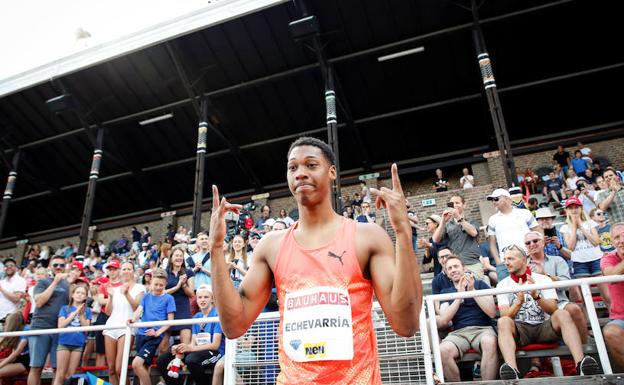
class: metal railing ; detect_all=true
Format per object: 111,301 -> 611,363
424,275 -> 624,383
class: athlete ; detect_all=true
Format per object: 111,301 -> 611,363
209,137 -> 423,384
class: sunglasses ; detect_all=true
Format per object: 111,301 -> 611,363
52,263 -> 66,268
502,244 -> 527,258
524,239 -> 541,245
595,212 -> 605,216
487,197 -> 501,202
4,264 -> 16,268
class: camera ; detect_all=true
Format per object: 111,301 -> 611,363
447,202 -> 455,208
226,201 -> 256,239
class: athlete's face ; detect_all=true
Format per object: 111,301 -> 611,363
287,145 -> 336,205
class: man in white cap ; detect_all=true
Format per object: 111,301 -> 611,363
487,188 -> 539,280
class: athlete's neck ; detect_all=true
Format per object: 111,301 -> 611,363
297,199 -> 338,229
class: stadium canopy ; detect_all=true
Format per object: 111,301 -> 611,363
0,0 -> 623,241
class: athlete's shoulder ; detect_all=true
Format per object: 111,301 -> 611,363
253,229 -> 289,261
355,221 -> 391,250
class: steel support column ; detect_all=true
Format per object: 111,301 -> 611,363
471,0 -> 517,187
0,151 -> 20,238
192,98 -> 209,235
78,127 -> 104,254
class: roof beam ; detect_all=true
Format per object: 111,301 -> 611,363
3,0 -> 575,154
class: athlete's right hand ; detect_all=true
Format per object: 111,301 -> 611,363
209,185 -> 242,248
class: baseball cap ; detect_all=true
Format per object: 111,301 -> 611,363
93,276 -> 109,285
196,284 -> 212,293
535,208 -> 557,219
142,242 -> 149,247
70,261 -> 84,271
107,259 -> 121,269
144,269 -> 153,276
487,188 -> 511,200
508,186 -> 523,195
427,214 -> 442,224
76,276 -> 90,285
264,218 -> 276,227
564,197 -> 582,208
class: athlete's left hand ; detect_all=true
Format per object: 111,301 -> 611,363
370,163 -> 411,234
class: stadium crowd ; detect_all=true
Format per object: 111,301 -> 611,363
0,142 -> 624,384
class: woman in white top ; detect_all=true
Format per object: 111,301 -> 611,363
103,262 -> 146,385
278,209 -> 295,227
560,198 -> 611,310
566,169 -> 580,190
226,235 -> 249,288
459,168 -> 475,189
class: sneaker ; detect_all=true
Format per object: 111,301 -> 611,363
576,356 -> 601,376
499,362 -> 520,380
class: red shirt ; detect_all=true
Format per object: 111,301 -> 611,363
98,280 -> 124,313
601,251 -> 624,320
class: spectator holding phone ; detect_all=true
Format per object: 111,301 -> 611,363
432,168 -> 449,192
534,208 -> 571,260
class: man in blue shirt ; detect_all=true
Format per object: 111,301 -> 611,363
571,150 -> 589,175
437,256 -> 498,382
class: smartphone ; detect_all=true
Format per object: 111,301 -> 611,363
447,202 -> 455,208
544,227 -> 557,237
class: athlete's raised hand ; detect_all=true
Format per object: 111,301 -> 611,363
209,185 -> 242,247
370,163 -> 411,234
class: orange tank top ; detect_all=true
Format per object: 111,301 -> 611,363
274,218 -> 381,385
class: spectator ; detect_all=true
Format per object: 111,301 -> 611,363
0,258 -> 26,321
174,226 -> 190,245
584,168 -> 597,185
431,248 -> 453,296
543,171 -> 565,204
0,312 -> 29,381
576,178 -> 597,215
28,255 -> 73,385
525,231 -> 588,343
577,142 -> 593,162
406,200 -> 421,253
356,202 -> 376,224
104,262 -> 145,385
263,218 -> 276,233
166,224 -> 176,244
560,197 -> 610,310
95,260 -> 123,367
130,269 -> 176,385
496,245 -> 600,379
361,182 -> 372,204
534,208 -> 571,260
433,194 -> 486,283
351,193 -> 363,208
566,169 -> 581,191
188,232 -> 212,290
438,256 -> 497,381
487,188 -> 539,281
524,168 -> 538,195
601,223 -> 624,371
254,205 -> 271,230
158,243 -> 172,270
597,167 -> 624,223
590,208 -> 614,253
277,209 -> 294,228
138,243 -> 150,268
131,226 -> 141,251
571,150 -> 589,175
432,168 -> 449,192
226,235 -> 248,288
140,226 -> 152,246
552,145 -> 571,174
53,285 -> 91,385
459,168 -> 474,189
419,215 -> 447,276
272,221 -> 287,231
162,245 -> 195,353
247,232 -> 261,262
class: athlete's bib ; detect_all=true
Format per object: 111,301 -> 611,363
196,332 -> 211,346
282,286 -> 353,362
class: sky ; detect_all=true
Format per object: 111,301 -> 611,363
0,0 -> 213,81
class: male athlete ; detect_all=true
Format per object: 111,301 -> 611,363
209,137 -> 423,384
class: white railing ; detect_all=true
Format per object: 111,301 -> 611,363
424,275 -> 624,383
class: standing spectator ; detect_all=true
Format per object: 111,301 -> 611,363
552,145 -> 571,174
597,167 -> 624,224
356,202 -> 376,223
525,231 -> 588,343
174,226 -> 190,245
166,224 -> 176,244
406,200 -> 421,253
95,260 -> 123,367
578,142 -> 593,162
138,243 -> 150,268
419,215 -> 447,276
438,256 -> 498,382
559,197 -> 610,310
566,169 -> 581,191
361,182 -> 372,204
570,150 -> 589,175
188,232 -> 212,290
104,262 -> 145,385
487,188 -> 539,281
28,255 -> 73,385
277,209 -> 295,228
584,168 -> 597,185
433,194 -> 486,282
590,208 -> 614,253
131,226 -> 142,251
496,245 -> 600,379
543,171 -> 565,204
225,235 -> 248,288
0,312 -> 29,381
254,205 -> 271,231
459,168 -> 474,189
162,245 -> 195,352
576,179 -> 597,215
601,223 -> 624,371
140,226 -> 152,246
53,285 -> 91,385
0,258 -> 26,321
432,168 -> 449,192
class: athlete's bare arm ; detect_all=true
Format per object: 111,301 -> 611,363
367,164 -> 423,336
209,185 -> 276,338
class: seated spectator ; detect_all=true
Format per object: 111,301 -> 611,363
351,193 -> 363,208
272,221 -> 287,231
419,215 -> 447,276
174,226 -> 190,245
496,245 -> 600,379
571,150 -> 589,175
0,312 -> 29,381
432,168 -> 449,192
578,142 -> 593,162
524,168 -> 538,195
543,171 -> 565,204
534,208 -> 571,260
566,169 -> 581,191
254,205 -> 271,231
277,209 -> 294,228
438,256 -> 497,381
590,208 -> 614,253
584,168 -> 597,185
356,202 -> 376,224
459,167 -> 474,189
601,223 -> 624,371
431,248 -> 453,296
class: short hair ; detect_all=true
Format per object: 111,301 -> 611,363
3,258 -> 16,265
575,150 -> 582,155
528,197 -> 538,205
525,231 -> 544,241
611,222 -> 624,234
603,167 -> 617,177
51,255 -> 66,261
196,231 -> 208,237
288,136 -> 335,165
152,268 -> 167,280
449,193 -> 465,204
445,255 -> 464,266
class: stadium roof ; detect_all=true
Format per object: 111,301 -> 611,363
1,0 -> 623,240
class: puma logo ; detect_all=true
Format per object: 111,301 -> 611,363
328,250 -> 346,265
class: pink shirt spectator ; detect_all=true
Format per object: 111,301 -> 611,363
601,251 -> 624,320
